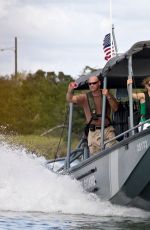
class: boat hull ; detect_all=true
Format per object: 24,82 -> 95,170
68,129 -> 150,211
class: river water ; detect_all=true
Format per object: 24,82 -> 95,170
0,137 -> 149,229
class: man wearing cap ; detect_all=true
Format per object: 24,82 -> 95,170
66,75 -> 118,154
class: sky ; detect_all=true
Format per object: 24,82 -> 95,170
1,0 -> 150,79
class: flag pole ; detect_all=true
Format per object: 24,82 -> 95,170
112,24 -> 118,56
101,0 -> 112,150
109,0 -> 113,58
109,0 -> 118,56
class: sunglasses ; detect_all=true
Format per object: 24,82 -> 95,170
88,81 -> 99,86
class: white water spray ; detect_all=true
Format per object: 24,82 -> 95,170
0,138 -> 149,218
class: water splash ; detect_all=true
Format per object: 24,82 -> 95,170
0,138 -> 149,218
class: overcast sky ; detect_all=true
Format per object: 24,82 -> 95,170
0,0 -> 150,79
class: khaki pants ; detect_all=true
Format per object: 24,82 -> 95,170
88,126 -> 117,154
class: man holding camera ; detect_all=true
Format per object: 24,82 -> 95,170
66,75 -> 118,154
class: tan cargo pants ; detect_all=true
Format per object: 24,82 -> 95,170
88,126 -> 117,154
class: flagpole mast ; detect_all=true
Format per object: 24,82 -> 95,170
109,0 -> 118,56
109,0 -> 113,57
101,0 -> 113,149
112,24 -> 118,56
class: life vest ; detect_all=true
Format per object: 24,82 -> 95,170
144,92 -> 150,119
86,91 -> 110,123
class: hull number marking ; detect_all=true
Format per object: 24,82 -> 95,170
137,140 -> 148,152
82,175 -> 96,190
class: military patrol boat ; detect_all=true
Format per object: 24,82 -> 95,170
47,40 -> 150,211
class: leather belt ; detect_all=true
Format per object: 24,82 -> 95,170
89,124 -> 110,131
95,125 -> 109,129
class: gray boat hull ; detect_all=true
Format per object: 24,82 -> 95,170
68,129 -> 150,211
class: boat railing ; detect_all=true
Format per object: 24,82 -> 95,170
52,119 -> 150,173
70,119 -> 150,169
103,118 -> 150,148
63,119 -> 150,171
54,136 -> 89,172
64,95 -> 150,171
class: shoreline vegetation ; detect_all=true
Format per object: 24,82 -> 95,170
3,134 -> 79,160
0,69 -> 85,160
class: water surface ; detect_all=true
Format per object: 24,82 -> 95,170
0,138 -> 149,229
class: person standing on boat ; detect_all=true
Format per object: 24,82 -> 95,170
127,77 -> 150,131
66,75 -> 119,154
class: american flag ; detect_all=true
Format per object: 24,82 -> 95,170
103,33 -> 115,61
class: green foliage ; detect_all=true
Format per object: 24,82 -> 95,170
0,70 -> 75,135
72,105 -> 85,134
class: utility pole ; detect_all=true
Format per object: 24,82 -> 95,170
15,36 -> 17,78
0,36 -> 18,77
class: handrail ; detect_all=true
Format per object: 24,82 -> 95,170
128,55 -> 134,134
57,148 -> 85,173
104,119 -> 150,147
55,119 -> 150,173
66,103 -> 73,169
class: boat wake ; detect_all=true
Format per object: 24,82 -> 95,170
0,137 -> 149,218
